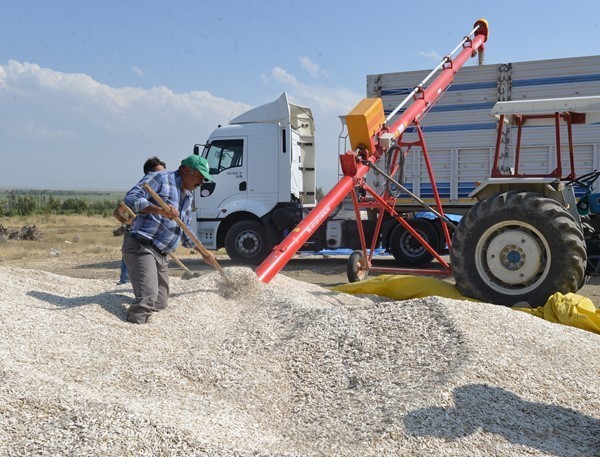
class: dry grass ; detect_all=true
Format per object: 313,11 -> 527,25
0,215 -> 122,261
0,215 -> 223,283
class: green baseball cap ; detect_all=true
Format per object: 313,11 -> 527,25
181,154 -> 212,181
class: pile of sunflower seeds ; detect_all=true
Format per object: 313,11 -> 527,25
0,265 -> 598,456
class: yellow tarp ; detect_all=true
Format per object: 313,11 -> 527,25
333,275 -> 600,335
332,274 -> 478,302
515,292 -> 600,335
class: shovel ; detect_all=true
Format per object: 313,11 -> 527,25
169,253 -> 201,280
119,202 -> 200,280
142,183 -> 228,279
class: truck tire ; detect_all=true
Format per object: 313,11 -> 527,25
450,191 -> 586,306
389,219 -> 440,267
225,220 -> 272,265
347,250 -> 369,282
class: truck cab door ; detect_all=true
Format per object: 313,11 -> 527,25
290,129 -> 303,199
197,138 -> 247,218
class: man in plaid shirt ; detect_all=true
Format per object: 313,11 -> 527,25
123,154 -> 215,324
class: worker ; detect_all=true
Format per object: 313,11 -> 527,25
113,156 -> 166,286
122,154 -> 215,324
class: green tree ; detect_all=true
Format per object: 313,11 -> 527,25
15,194 -> 37,216
45,195 -> 62,213
61,198 -> 88,214
7,190 -> 17,211
87,199 -> 118,217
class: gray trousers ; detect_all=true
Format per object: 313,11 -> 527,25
122,236 -> 169,323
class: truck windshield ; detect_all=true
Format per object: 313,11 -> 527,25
202,139 -> 243,175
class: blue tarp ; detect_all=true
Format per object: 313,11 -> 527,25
303,248 -> 388,257
302,213 -> 462,256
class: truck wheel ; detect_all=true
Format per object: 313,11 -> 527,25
450,191 -> 586,306
225,220 -> 272,265
389,219 -> 440,267
347,250 -> 369,282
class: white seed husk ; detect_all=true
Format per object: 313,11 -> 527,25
0,265 -> 599,456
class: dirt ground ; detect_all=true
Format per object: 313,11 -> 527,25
1,247 -> 358,288
5,246 -> 600,307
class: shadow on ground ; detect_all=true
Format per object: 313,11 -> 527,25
404,383 -> 600,455
27,289 -> 130,321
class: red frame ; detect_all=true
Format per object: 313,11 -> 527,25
491,112 -> 579,180
350,123 -> 453,277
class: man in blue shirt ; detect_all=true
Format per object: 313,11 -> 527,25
123,154 -> 215,324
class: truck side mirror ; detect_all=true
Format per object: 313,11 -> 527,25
193,143 -> 209,155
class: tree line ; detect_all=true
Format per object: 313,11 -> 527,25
1,187 -> 327,217
0,191 -> 120,217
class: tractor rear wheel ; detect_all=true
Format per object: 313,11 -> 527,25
450,191 -> 586,306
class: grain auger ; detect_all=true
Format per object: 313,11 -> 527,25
256,19 -> 489,283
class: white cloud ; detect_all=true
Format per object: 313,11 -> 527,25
0,60 -> 360,193
264,67 -> 359,115
267,67 -> 300,87
131,66 -> 144,76
299,56 -> 329,79
418,50 -> 441,61
0,60 -> 250,190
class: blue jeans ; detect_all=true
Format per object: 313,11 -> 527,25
118,225 -> 132,284
118,258 -> 130,284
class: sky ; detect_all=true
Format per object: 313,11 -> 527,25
1,0 -> 599,193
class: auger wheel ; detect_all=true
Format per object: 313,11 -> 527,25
347,250 -> 369,283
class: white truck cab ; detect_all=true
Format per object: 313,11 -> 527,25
192,92 -> 316,264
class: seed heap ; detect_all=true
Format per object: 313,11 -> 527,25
0,265 -> 598,456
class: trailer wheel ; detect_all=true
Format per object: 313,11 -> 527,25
389,219 -> 440,267
225,220 -> 272,265
450,191 -> 586,306
347,250 -> 369,282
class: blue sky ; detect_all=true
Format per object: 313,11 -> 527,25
1,0 -> 599,192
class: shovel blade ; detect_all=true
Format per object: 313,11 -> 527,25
181,271 -> 201,280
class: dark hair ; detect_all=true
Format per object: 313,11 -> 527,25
143,156 -> 166,174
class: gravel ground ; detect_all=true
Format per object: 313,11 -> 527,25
0,265 -> 599,456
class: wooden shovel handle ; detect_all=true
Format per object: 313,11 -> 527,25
142,183 -> 226,277
167,251 -> 193,274
120,202 -> 136,219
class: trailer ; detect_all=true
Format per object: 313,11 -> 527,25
360,54 -> 600,305
330,54 -> 600,276
365,55 -> 600,208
